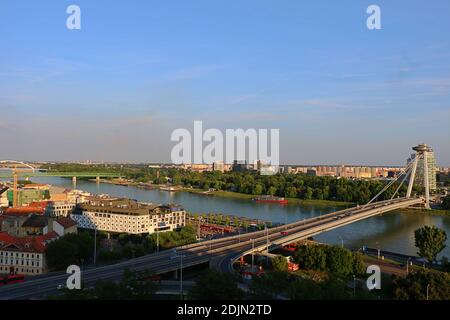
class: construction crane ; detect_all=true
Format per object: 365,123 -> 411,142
0,160 -> 35,207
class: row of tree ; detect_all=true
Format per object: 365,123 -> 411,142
293,245 -> 366,278
49,269 -> 157,300
132,168 -> 418,204
46,227 -> 197,270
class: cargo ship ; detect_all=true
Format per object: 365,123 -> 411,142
253,195 -> 288,204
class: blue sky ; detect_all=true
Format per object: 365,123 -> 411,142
1,0 -> 449,165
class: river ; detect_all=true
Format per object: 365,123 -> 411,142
5,176 -> 450,259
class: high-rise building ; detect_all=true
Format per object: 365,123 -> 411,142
212,161 -> 225,173
407,145 -> 438,192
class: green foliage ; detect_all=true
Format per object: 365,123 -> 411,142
294,244 -> 364,279
414,225 -> 447,263
325,246 -> 355,278
271,255 -> 288,272
46,232 -> 94,271
50,269 -> 158,300
98,249 -> 123,263
392,269 -> 450,300
294,245 -> 327,271
249,271 -> 291,299
46,164 -> 415,204
188,270 -> 244,300
287,277 -> 324,300
442,195 -> 450,210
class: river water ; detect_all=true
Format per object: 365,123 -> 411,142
7,177 -> 450,259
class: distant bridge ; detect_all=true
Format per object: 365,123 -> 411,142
0,172 -> 121,179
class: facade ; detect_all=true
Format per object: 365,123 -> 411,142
212,161 -> 225,172
0,231 -> 59,275
46,201 -> 77,217
71,198 -> 186,234
51,217 -> 78,237
6,187 -> 50,207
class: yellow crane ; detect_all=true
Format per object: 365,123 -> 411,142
0,160 -> 35,207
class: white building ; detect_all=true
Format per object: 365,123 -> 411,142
70,198 -> 186,235
46,201 -> 77,217
0,231 -> 59,275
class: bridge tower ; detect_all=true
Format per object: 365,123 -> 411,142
406,143 -> 432,209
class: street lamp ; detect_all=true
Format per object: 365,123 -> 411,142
251,239 -> 255,272
156,226 -> 160,253
426,283 -> 430,300
339,236 -> 344,248
171,250 -> 186,300
266,226 -> 269,265
353,275 -> 356,297
406,257 -> 411,274
93,226 -> 97,266
376,242 -> 381,259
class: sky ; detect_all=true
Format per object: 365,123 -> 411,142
0,0 -> 449,166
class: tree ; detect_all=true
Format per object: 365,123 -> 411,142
305,187 -> 313,200
188,270 -> 243,300
392,269 -> 450,300
294,245 -> 327,271
46,232 -> 94,271
442,195 -> 450,210
414,226 -> 447,263
271,255 -> 288,272
250,271 -> 290,299
287,278 -> 323,300
253,183 -> 264,196
325,246 -> 354,278
285,186 -> 297,198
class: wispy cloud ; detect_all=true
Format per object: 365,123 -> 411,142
163,64 -> 224,81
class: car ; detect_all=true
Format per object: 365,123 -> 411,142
57,284 -> 65,290
280,231 -> 289,236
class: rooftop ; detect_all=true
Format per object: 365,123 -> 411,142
0,231 -> 59,253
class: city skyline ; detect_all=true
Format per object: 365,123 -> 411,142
1,1 -> 450,165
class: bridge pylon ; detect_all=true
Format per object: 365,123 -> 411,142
406,144 -> 432,209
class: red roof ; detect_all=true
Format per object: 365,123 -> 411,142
22,184 -> 48,188
29,201 -> 52,209
55,217 -> 77,229
0,231 -> 58,253
4,207 -> 44,216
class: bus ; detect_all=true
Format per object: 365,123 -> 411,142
0,274 -> 25,286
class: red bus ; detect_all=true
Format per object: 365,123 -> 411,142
283,243 -> 298,252
0,274 -> 25,286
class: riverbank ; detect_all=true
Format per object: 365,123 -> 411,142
210,190 -> 352,207
395,208 -> 450,217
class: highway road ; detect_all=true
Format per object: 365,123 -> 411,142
0,197 -> 423,300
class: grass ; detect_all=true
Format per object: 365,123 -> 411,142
209,190 -> 352,207
363,255 -> 403,266
394,208 -> 450,216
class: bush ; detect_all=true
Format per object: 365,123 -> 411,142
392,269 -> 450,300
188,270 -> 244,300
271,255 -> 288,272
98,249 -> 123,263
46,232 -> 94,270
294,244 -> 365,279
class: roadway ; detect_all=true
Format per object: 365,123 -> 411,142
0,196 -> 424,300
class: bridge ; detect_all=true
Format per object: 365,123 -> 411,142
0,171 -> 121,179
0,196 -> 425,300
0,144 -> 434,299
